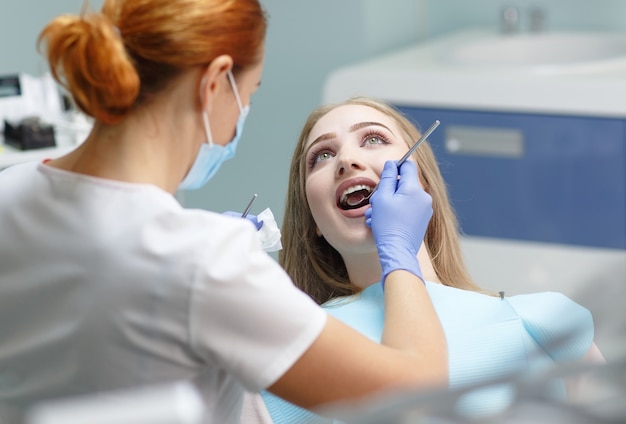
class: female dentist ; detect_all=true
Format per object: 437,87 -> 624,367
0,1 -> 447,423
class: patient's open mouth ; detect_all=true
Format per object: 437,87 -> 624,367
338,185 -> 373,210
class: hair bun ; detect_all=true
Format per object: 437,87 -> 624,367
38,13 -> 139,124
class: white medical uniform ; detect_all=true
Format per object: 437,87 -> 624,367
0,162 -> 326,423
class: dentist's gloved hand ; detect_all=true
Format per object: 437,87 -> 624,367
222,211 -> 264,231
365,160 -> 432,286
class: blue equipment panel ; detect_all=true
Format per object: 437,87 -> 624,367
397,106 -> 626,250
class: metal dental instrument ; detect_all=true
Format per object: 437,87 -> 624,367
396,119 -> 440,167
241,193 -> 258,218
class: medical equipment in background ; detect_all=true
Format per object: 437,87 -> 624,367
322,28 -> 626,362
0,76 -> 55,150
0,74 -> 61,131
0,73 -> 92,170
3,117 -> 56,151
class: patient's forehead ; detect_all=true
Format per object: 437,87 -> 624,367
307,104 -> 400,144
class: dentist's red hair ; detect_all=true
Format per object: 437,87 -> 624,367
38,0 -> 266,125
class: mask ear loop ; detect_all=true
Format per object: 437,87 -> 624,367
226,70 -> 244,112
199,76 -> 214,146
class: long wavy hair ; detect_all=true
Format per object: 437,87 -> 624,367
37,0 -> 267,125
280,96 -> 486,305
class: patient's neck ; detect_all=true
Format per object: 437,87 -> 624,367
343,243 -> 439,291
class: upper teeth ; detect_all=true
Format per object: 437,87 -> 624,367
340,185 -> 373,204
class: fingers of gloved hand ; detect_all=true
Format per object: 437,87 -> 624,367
388,160 -> 433,225
395,160 -> 420,195
367,160 -> 432,284
222,211 -> 264,230
364,206 -> 373,228
370,160 -> 399,204
369,162 -> 432,231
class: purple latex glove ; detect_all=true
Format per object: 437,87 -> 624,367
365,160 -> 432,286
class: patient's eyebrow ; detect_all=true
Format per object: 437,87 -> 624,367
349,121 -> 395,135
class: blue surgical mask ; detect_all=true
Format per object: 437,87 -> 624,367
179,71 -> 249,190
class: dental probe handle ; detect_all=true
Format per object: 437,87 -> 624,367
396,119 -> 440,167
241,193 -> 258,218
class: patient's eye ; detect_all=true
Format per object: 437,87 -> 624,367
308,148 -> 334,169
362,130 -> 390,146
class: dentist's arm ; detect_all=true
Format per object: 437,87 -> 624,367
268,160 -> 447,409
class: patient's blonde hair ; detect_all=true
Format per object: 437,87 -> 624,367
280,96 -> 485,304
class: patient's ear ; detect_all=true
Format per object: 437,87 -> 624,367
315,226 -> 322,237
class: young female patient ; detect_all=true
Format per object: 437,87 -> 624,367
253,96 -> 605,423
